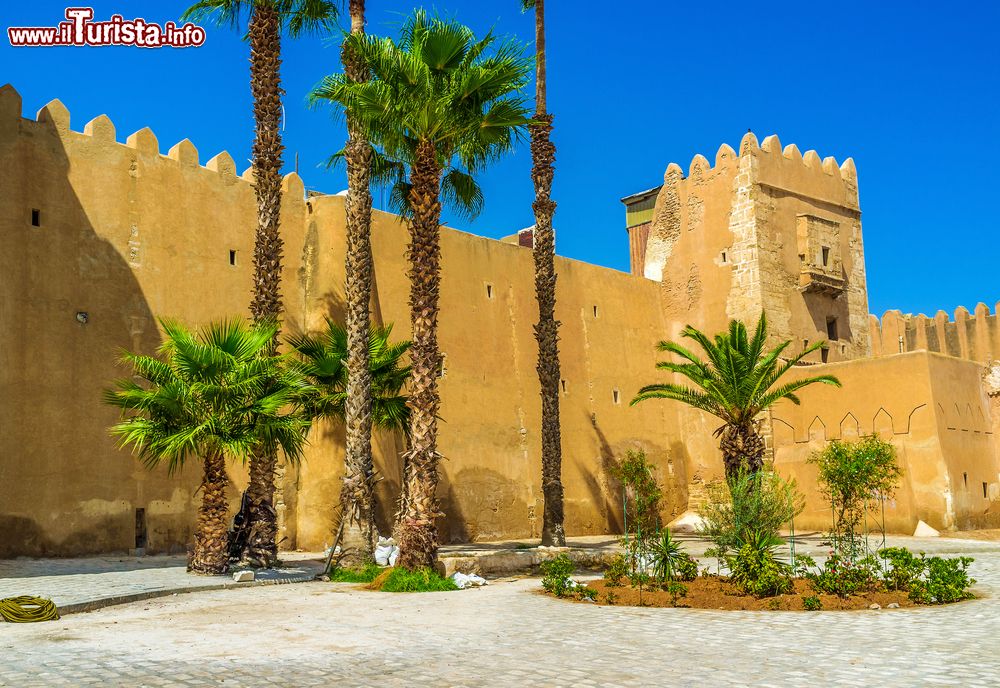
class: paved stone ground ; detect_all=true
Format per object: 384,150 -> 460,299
0,552 -> 325,612
2,536 -> 998,687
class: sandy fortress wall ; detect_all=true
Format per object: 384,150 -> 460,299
1,81 -> 998,557
870,306 -> 1000,363
0,84 -> 684,557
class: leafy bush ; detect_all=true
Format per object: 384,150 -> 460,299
609,449 -> 663,575
879,547 -> 924,591
802,595 -> 822,611
808,553 -> 881,597
698,470 -> 803,561
603,554 -> 628,587
577,586 -> 598,602
329,563 -> 383,583
809,435 -> 901,548
541,554 -> 576,598
909,555 -> 976,604
650,530 -> 698,583
664,581 -> 688,606
727,530 -> 792,597
603,589 -> 618,605
378,567 -> 458,593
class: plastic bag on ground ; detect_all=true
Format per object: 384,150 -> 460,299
374,536 -> 398,566
451,572 -> 488,589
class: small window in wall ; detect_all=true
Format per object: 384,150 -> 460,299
593,305 -> 599,318
560,379 -> 567,394
803,339 -> 809,350
984,482 -> 989,499
963,472 -> 969,488
720,251 -> 728,264
485,283 -> 494,300
821,347 -> 830,363
612,389 -> 620,405
821,246 -> 830,267
229,250 -> 237,266
826,317 -> 839,341
31,209 -> 40,227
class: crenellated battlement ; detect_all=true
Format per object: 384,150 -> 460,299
0,83 -> 305,197
870,304 -> 1000,363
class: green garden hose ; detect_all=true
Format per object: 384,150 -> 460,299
0,596 -> 60,623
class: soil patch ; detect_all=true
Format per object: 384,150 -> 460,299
579,577 -> 915,611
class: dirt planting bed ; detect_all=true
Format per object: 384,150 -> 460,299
578,577 -> 916,611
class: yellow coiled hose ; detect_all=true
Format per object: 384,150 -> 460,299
0,596 -> 60,622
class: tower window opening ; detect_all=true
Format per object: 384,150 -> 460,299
826,317 -> 839,341
720,251 -> 727,264
613,389 -> 620,405
31,208 -> 40,227
486,283 -> 494,299
821,347 -> 830,363
560,379 -> 567,394
593,305 -> 599,318
229,250 -> 237,266
821,246 -> 830,267
963,472 -> 968,488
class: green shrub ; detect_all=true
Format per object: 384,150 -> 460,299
879,547 -> 924,591
809,553 -> 882,597
379,567 -> 458,593
727,530 -> 792,597
541,554 -> 576,597
610,449 -> 663,575
809,435 -> 901,549
328,562 -> 382,583
698,470 -> 803,563
802,595 -> 822,611
603,589 -> 618,605
909,555 -> 976,604
664,581 -> 688,606
577,586 -> 598,602
604,554 -> 628,587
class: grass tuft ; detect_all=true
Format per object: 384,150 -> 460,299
370,567 -> 459,593
329,563 -> 382,583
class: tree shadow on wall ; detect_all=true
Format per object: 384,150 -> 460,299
0,92 -> 183,558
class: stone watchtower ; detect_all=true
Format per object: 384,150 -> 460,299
624,132 -> 871,362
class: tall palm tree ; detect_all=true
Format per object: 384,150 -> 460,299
631,313 -> 842,480
182,0 -> 341,567
338,0 -> 379,563
105,320 -> 310,574
289,320 -> 410,566
311,11 -> 534,568
521,0 -> 564,547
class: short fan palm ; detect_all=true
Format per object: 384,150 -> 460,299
310,10 -> 533,568
631,313 -> 841,479
105,320 -> 310,574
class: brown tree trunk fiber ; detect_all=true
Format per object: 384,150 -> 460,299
530,0 -> 565,548
243,3 -> 285,568
189,450 -> 231,575
718,422 -> 766,481
396,140 -> 443,570
338,0 -> 378,563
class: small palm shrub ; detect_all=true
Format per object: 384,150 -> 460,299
727,530 -> 792,597
650,531 -> 698,583
541,554 -> 576,597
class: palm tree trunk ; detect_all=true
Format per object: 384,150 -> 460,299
338,0 -> 378,563
530,0 -> 565,547
243,2 -> 286,568
189,450 -> 231,575
396,139 -> 443,570
718,422 -> 766,481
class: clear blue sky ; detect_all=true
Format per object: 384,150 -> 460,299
4,1 -> 997,317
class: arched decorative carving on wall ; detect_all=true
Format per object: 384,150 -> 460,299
873,407 -> 894,436
839,412 -> 861,439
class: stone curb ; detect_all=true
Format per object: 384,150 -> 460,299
57,572 -> 318,616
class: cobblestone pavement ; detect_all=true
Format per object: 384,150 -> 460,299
0,552 -> 325,612
2,537 -> 998,687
